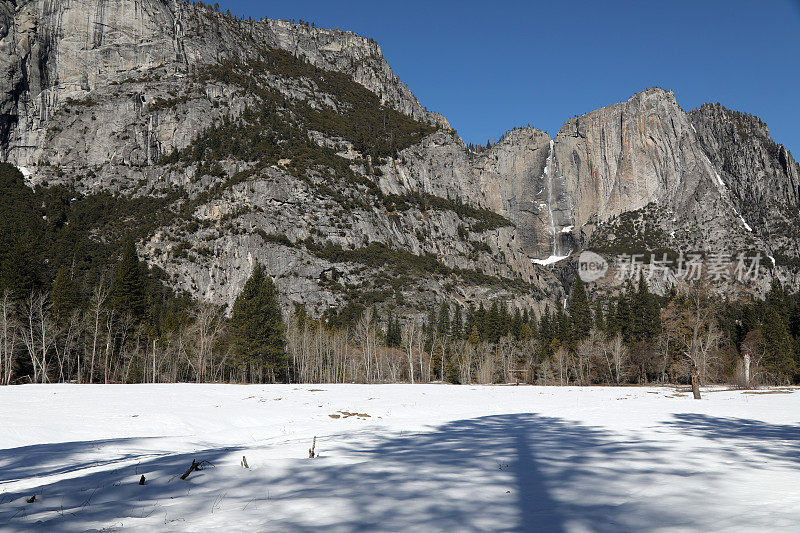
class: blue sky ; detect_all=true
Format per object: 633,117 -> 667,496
218,0 -> 800,155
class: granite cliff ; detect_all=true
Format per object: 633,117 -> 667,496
1,0 -> 798,315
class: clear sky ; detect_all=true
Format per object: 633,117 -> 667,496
217,0 -> 800,155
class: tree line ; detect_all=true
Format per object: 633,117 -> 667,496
285,274 -> 800,387
2,242 -> 799,386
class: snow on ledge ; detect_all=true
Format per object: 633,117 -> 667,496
714,170 -> 725,189
531,255 -> 569,266
739,215 -> 752,232
561,225 -> 574,233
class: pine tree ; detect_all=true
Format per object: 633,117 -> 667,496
593,300 -> 605,335
499,302 -> 510,338
570,277 -> 592,340
230,262 -> 286,381
511,308 -> 522,340
762,307 -> 797,382
519,322 -> 532,341
426,307 -> 438,337
627,273 -> 661,343
476,303 -> 487,341
539,307 -> 552,341
51,264 -> 79,323
452,306 -> 463,339
468,324 -> 481,345
556,306 -> 571,345
488,301 -> 500,343
393,316 -> 402,347
465,304 -> 475,340
617,286 -> 633,345
112,239 -> 147,320
766,279 -> 789,320
386,312 -> 402,347
605,300 -> 619,339
437,302 -> 450,338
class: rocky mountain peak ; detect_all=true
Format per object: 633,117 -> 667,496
1,1 -> 799,313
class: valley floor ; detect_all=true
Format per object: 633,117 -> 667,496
0,384 -> 798,532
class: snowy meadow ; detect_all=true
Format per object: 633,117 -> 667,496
1,384 -> 799,532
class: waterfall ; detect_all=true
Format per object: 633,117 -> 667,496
544,139 -> 561,256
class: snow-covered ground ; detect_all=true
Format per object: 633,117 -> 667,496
1,384 -> 799,532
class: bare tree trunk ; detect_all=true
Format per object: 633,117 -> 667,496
692,371 -> 701,399
87,284 -> 108,384
402,320 -> 419,384
0,291 -> 17,385
21,292 -> 52,383
743,352 -> 751,388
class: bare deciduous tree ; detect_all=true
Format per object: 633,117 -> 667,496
0,291 -> 17,385
21,292 -> 54,383
402,319 -> 420,384
188,302 -> 226,383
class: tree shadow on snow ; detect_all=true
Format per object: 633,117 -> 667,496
664,413 -> 800,465
264,414 -> 706,532
0,439 -> 243,531
0,414 -> 721,532
0,438 -> 166,484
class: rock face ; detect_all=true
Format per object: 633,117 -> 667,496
549,89 -> 754,253
1,0 -> 798,310
689,103 -> 800,226
379,128 -> 554,258
0,0 -> 447,167
0,0 -> 554,317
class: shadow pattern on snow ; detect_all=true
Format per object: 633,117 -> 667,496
664,413 -> 800,465
266,414 -> 703,532
0,440 -> 243,531
0,438 -> 167,484
0,414 -> 722,531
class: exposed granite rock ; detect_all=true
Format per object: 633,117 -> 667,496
1,0 -> 797,310
380,127 -> 554,258
689,103 -> 800,226
0,0 -> 445,168
0,0 -> 554,318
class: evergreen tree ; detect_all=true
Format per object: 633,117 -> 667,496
112,239 -> 147,320
617,286 -> 633,344
465,304 -> 475,340
511,308 -> 523,340
468,324 -> 481,345
630,273 -> 660,343
0,164 -> 43,294
570,277 -> 592,340
605,301 -> 619,338
51,264 -> 80,323
476,303 -> 487,341
230,263 -> 287,381
437,302 -> 450,338
294,303 -> 308,331
762,307 -> 797,381
519,322 -> 532,341
499,302 -> 510,338
556,306 -> 571,346
452,306 -> 463,339
539,306 -> 552,341
426,307 -> 438,338
385,312 -> 398,347
392,316 -> 402,347
488,301 -> 500,342
593,300 -> 605,335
